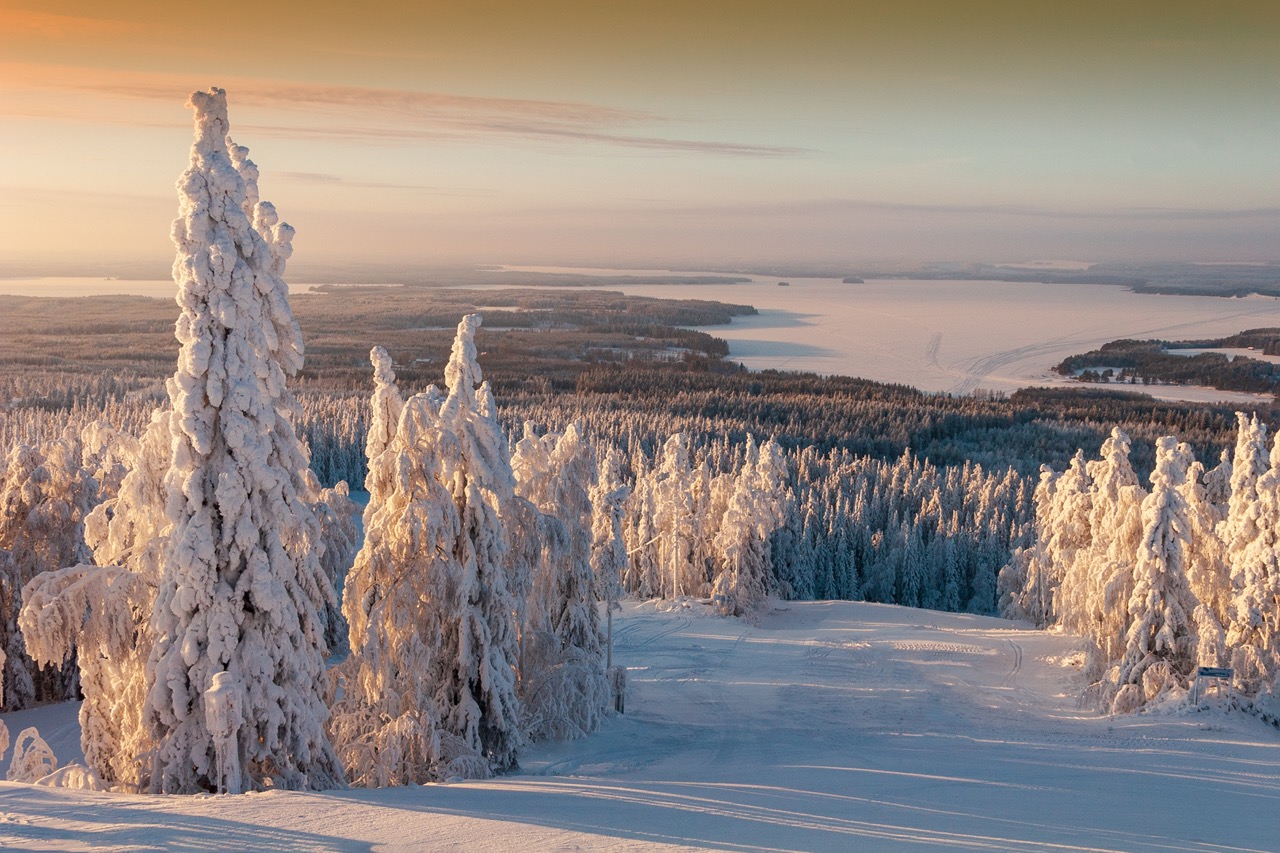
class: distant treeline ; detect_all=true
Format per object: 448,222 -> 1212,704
1054,329 -> 1280,397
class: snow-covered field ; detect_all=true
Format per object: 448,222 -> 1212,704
501,267 -> 1280,404
3,600 -> 1277,852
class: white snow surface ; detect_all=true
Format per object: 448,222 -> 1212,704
3,600 -> 1278,851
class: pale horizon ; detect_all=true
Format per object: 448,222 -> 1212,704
3,2 -> 1278,271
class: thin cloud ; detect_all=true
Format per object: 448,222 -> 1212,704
639,198 -> 1280,221
2,64 -> 805,157
275,171 -> 494,195
245,122 -> 805,156
0,9 -> 146,38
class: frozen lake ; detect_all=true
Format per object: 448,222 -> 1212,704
502,267 -> 1280,404
8,272 -> 1280,404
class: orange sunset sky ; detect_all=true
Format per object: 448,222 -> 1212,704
2,1 -> 1278,274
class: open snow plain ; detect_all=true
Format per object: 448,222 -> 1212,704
3,601 -> 1277,852
500,268 -> 1280,404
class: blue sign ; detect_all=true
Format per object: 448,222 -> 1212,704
1196,666 -> 1233,679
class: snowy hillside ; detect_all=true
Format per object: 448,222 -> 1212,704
3,600 -> 1277,852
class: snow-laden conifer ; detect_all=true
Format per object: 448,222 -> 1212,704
591,447 -> 629,666
330,352 -> 482,784
1226,428 -> 1280,695
0,437 -> 93,709
1111,438 -> 1199,711
1221,413 -> 1269,581
514,423 -> 610,741
1181,457 -> 1230,670
711,437 -> 788,616
651,435 -> 697,598
19,408 -> 172,789
144,88 -> 340,794
436,315 -> 523,773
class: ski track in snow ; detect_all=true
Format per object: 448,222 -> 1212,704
3,600 -> 1280,852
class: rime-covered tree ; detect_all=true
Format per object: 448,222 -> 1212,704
651,434 -> 698,598
436,315 -> 524,773
1221,413 -> 1270,585
711,437 -> 788,616
1111,438 -> 1199,712
514,423 -> 609,740
0,436 -> 94,710
20,407 -> 174,789
999,465 -> 1057,625
591,447 -> 629,665
1226,428 -> 1280,695
330,349 -> 490,784
1175,457 -> 1230,670
144,88 -> 341,794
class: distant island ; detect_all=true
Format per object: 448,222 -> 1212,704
1055,328 -> 1280,397
842,276 -> 864,283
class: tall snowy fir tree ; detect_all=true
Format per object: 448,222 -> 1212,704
144,88 -> 341,794
1111,438 -> 1199,712
591,447 -> 629,635
436,315 -> 524,773
513,423 -> 609,741
1226,428 -> 1280,695
330,348 -> 485,785
711,437 -> 788,616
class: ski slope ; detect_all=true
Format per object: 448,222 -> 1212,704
2,600 -> 1278,852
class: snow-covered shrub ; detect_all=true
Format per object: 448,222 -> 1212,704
7,727 -> 57,783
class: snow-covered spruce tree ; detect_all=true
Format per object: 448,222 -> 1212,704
1041,450 -> 1092,625
1226,428 -> 1280,696
711,437 -> 788,616
0,436 -> 94,710
19,407 -> 173,789
306,472 -> 359,654
144,88 -> 341,794
1178,455 -> 1230,670
1110,437 -> 1199,712
513,423 -> 609,741
1068,429 -> 1147,685
622,464 -> 661,597
436,315 -> 523,773
1221,413 -> 1269,587
591,447 -> 629,661
330,356 -> 483,785
650,434 -> 698,599
998,465 -> 1057,624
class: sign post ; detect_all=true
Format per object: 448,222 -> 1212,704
1192,666 -> 1233,704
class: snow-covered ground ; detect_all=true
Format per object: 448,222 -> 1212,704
499,268 -> 1280,404
3,600 -> 1277,852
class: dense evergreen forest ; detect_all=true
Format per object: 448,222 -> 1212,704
1055,328 -> 1280,396
4,285 -> 1268,648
